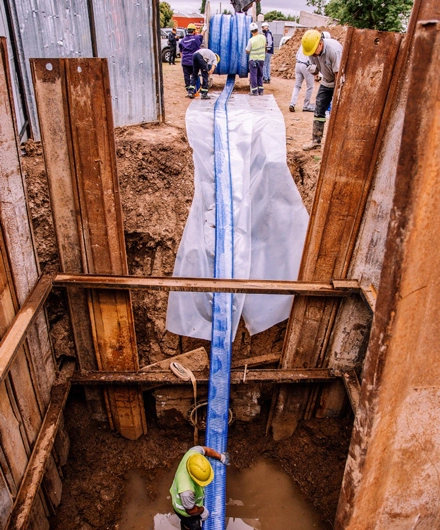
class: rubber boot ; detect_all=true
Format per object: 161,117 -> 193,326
303,120 -> 324,151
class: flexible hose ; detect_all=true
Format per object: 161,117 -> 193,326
170,362 -> 199,445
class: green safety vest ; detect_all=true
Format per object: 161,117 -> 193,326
170,450 -> 205,517
249,34 -> 266,61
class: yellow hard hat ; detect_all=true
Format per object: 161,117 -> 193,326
215,53 -> 220,63
302,29 -> 322,56
186,454 -> 214,487
187,23 -> 197,30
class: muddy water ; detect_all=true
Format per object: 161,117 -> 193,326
117,458 -> 331,530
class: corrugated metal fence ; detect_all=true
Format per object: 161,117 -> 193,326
0,0 -> 161,141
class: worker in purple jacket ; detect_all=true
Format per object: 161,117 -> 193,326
179,23 -> 206,97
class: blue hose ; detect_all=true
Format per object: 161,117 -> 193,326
204,13 -> 252,530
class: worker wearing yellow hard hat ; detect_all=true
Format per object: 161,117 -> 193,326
301,29 -> 343,151
170,445 -> 230,529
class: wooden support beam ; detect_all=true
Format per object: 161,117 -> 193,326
71,368 -> 336,385
270,29 -> 403,441
6,362 -> 75,530
334,370 -> 361,413
0,271 -> 54,383
336,16 -> 440,529
54,273 -> 360,297
31,58 -> 146,440
360,285 -> 376,313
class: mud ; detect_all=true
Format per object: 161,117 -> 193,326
19,29 -> 353,529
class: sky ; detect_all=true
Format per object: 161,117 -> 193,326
174,0 -> 312,18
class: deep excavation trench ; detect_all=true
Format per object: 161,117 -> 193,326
21,46 -> 353,529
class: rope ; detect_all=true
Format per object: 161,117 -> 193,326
170,361 -> 199,445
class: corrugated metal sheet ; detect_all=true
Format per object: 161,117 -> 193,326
92,0 -> 158,127
0,2 -> 28,139
4,0 -> 159,140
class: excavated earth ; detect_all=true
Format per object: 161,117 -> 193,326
21,28 -> 353,529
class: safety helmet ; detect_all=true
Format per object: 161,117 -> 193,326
249,22 -> 258,31
262,22 -> 269,28
187,23 -> 197,32
302,29 -> 322,56
215,53 -> 220,63
321,31 -> 331,39
187,454 -> 214,487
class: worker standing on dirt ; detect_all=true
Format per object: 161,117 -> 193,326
170,445 -> 230,530
289,45 -> 315,113
188,50 -> 220,100
301,29 -> 342,151
179,23 -> 206,97
262,22 -> 274,84
168,28 -> 179,65
246,22 -> 266,96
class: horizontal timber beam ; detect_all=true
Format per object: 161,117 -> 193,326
71,368 -> 338,385
6,361 -> 75,530
0,270 -> 54,383
54,273 -> 361,297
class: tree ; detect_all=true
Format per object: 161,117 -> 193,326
159,2 -> 173,28
200,0 -> 206,14
263,10 -> 287,21
256,1 -> 261,16
325,0 -> 414,32
306,0 -> 328,16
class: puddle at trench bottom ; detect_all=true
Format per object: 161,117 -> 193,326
117,458 -> 332,530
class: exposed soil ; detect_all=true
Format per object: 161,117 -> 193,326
20,30 -> 353,530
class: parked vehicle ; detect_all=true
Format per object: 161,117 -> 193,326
161,28 -> 186,63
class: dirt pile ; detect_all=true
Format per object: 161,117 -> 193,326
272,26 -> 348,80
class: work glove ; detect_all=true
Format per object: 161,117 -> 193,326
220,452 -> 230,466
307,64 -> 318,75
203,25 -> 208,32
201,507 -> 210,521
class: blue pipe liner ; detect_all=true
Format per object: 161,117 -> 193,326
204,13 -> 252,530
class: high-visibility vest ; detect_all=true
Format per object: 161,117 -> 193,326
170,450 -> 205,517
249,34 -> 266,61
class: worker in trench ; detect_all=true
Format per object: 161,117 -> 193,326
170,445 -> 230,529
301,29 -> 343,151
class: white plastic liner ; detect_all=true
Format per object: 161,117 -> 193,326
166,94 -> 309,340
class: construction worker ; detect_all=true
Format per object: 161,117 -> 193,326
301,29 -> 342,151
168,27 -> 179,65
289,44 -> 315,113
179,23 -> 206,97
246,22 -> 266,96
188,50 -> 220,99
262,21 -> 274,84
170,445 -> 230,530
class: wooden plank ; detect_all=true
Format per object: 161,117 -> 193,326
31,57 -> 146,440
334,369 -> 361,413
30,58 -> 106,423
0,271 -> 53,383
6,362 -> 74,530
71,368 -> 337,385
232,353 -> 280,368
360,286 -> 376,313
270,29 -> 403,441
0,39 -> 55,408
336,17 -> 440,530
54,273 -> 360,296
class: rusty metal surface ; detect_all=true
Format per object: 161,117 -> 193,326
336,18 -> 440,530
270,29 -> 403,441
71,368 -> 337,385
31,57 -> 146,440
0,271 -> 54,383
54,273 -> 361,297
6,362 -> 75,530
